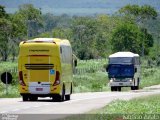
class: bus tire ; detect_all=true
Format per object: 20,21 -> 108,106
111,87 -> 114,91
61,85 -> 65,101
117,87 -> 121,91
65,83 -> 72,101
111,86 -> 117,91
65,95 -> 70,101
22,95 -> 28,101
52,85 -> 65,102
135,86 -> 139,90
131,86 -> 135,90
29,96 -> 38,101
52,95 -> 60,102
70,83 -> 73,94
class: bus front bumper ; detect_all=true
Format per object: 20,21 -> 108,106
109,80 -> 134,87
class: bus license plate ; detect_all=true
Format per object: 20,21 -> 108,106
36,88 -> 43,91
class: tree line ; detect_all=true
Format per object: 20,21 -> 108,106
0,4 -> 159,61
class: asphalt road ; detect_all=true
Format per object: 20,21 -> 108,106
0,85 -> 160,120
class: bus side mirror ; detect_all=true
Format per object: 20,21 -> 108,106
106,64 -> 109,72
74,60 -> 77,67
135,68 -> 137,73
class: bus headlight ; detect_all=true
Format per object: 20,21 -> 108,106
110,79 -> 113,82
129,79 -> 133,82
110,78 -> 115,82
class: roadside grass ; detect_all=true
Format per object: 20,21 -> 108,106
0,61 -> 17,73
73,71 -> 110,93
61,95 -> 160,120
73,59 -> 109,92
0,83 -> 20,98
0,61 -> 19,98
140,67 -> 160,88
0,71 -> 20,98
91,94 -> 160,114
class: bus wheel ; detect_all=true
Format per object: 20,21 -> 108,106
111,86 -> 117,91
135,86 -> 139,90
117,87 -> 121,91
61,85 -> 65,101
65,95 -> 70,101
70,83 -> 73,94
65,83 -> 72,101
131,86 -> 135,90
53,86 -> 65,102
29,96 -> 38,101
22,95 -> 28,101
52,95 -> 61,102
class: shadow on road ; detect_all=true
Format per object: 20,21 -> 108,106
18,98 -> 70,103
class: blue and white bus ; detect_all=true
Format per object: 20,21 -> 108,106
106,52 -> 140,91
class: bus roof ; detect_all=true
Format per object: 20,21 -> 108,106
25,38 -> 60,43
134,54 -> 139,57
109,52 -> 139,58
21,38 -> 70,46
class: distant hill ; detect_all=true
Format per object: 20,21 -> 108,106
0,0 -> 160,15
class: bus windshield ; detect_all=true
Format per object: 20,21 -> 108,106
108,64 -> 134,78
109,57 -> 133,64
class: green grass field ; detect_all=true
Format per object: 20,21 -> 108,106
62,94 -> 160,120
90,94 -> 160,120
0,61 -> 19,98
140,67 -> 160,88
92,94 -> 160,114
0,61 -> 17,72
73,59 -> 109,92
0,83 -> 20,98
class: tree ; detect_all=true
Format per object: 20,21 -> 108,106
0,5 -> 12,61
43,13 -> 58,32
0,5 -> 28,61
43,13 -> 72,32
52,27 -> 73,39
17,4 -> 43,38
9,13 -> 27,61
110,22 -> 153,55
71,17 -> 98,59
119,4 -> 157,22
0,18 -> 12,61
96,15 -> 121,57
0,5 -> 8,18
119,4 -> 157,56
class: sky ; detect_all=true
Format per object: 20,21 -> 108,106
0,0 -> 159,15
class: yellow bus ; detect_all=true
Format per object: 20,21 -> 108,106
18,38 -> 76,102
